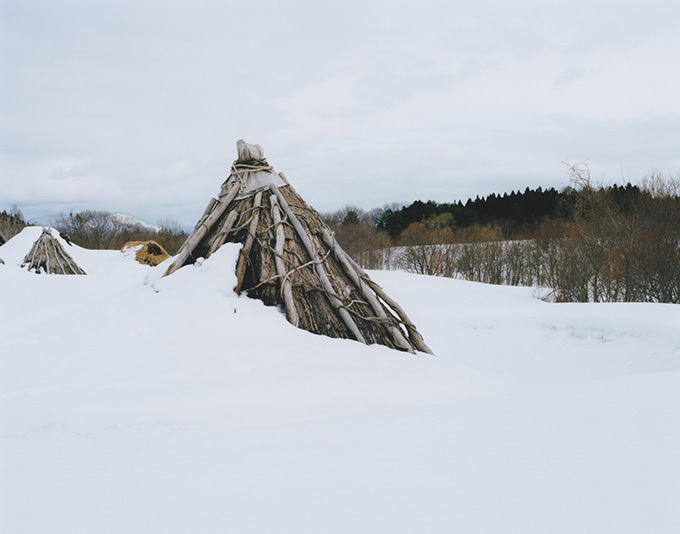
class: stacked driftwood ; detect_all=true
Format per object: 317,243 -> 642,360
164,140 -> 432,354
22,228 -> 86,275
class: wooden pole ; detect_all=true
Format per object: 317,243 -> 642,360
270,184 -> 367,345
195,198 -> 218,230
345,254 -> 434,354
44,237 -> 50,273
208,210 -> 239,256
164,179 -> 242,277
270,195 -> 299,327
319,228 -> 414,353
52,238 -> 65,274
234,191 -> 263,293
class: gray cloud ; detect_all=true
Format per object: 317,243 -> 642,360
2,0 -> 679,225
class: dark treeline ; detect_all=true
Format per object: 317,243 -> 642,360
375,186 -> 564,240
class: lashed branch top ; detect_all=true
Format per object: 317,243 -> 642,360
236,139 -> 265,161
233,140 -> 286,195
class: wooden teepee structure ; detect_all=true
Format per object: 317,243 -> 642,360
164,140 -> 432,354
22,228 -> 86,275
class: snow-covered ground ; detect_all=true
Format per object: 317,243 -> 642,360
1,227 -> 679,533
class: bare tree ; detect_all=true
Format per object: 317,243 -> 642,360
54,210 -> 188,253
0,206 -> 27,242
322,205 -> 394,269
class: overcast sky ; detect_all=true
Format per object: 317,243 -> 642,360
2,0 -> 679,226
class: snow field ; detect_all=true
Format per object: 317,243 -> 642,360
1,227 -> 679,533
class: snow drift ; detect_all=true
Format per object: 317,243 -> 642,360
1,227 -> 679,533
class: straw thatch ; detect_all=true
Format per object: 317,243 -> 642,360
22,228 -> 86,275
164,140 -> 432,354
122,240 -> 170,266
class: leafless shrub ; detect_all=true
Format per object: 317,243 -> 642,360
549,166 -> 680,303
322,205 -> 394,269
155,219 -> 189,255
399,244 -> 460,276
54,211 -> 188,254
371,169 -> 679,304
0,205 -> 27,242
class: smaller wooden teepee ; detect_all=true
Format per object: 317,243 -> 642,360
22,228 -> 86,275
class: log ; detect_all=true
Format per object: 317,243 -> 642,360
53,242 -> 65,273
164,181 -> 242,277
319,228 -> 414,353
44,239 -> 50,273
346,254 -> 434,354
270,184 -> 367,344
29,237 -> 38,268
208,210 -> 239,256
234,191 -> 263,293
195,198 -> 218,230
270,195 -> 299,327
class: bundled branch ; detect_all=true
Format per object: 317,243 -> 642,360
22,228 -> 86,275
164,140 -> 432,354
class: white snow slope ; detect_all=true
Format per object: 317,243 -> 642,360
1,227 -> 679,533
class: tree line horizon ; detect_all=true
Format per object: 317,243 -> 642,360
3,167 -> 679,303
324,168 -> 680,304
3,182 -> 579,250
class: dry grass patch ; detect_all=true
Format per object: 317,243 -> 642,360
122,240 -> 170,266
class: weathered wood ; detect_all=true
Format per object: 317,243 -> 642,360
164,181 -> 241,277
195,198 -> 218,229
346,254 -> 434,354
270,183 -> 367,345
319,228 -> 414,353
234,191 -> 263,293
29,237 -> 38,267
161,141 -> 431,353
208,210 -> 239,256
22,229 -> 86,275
43,239 -> 50,273
53,242 -> 65,272
270,195 -> 299,327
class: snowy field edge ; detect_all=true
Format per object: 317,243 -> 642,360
1,228 -> 679,533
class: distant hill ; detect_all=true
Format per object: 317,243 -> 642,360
111,213 -> 160,232
27,212 -> 160,232
26,214 -> 57,227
